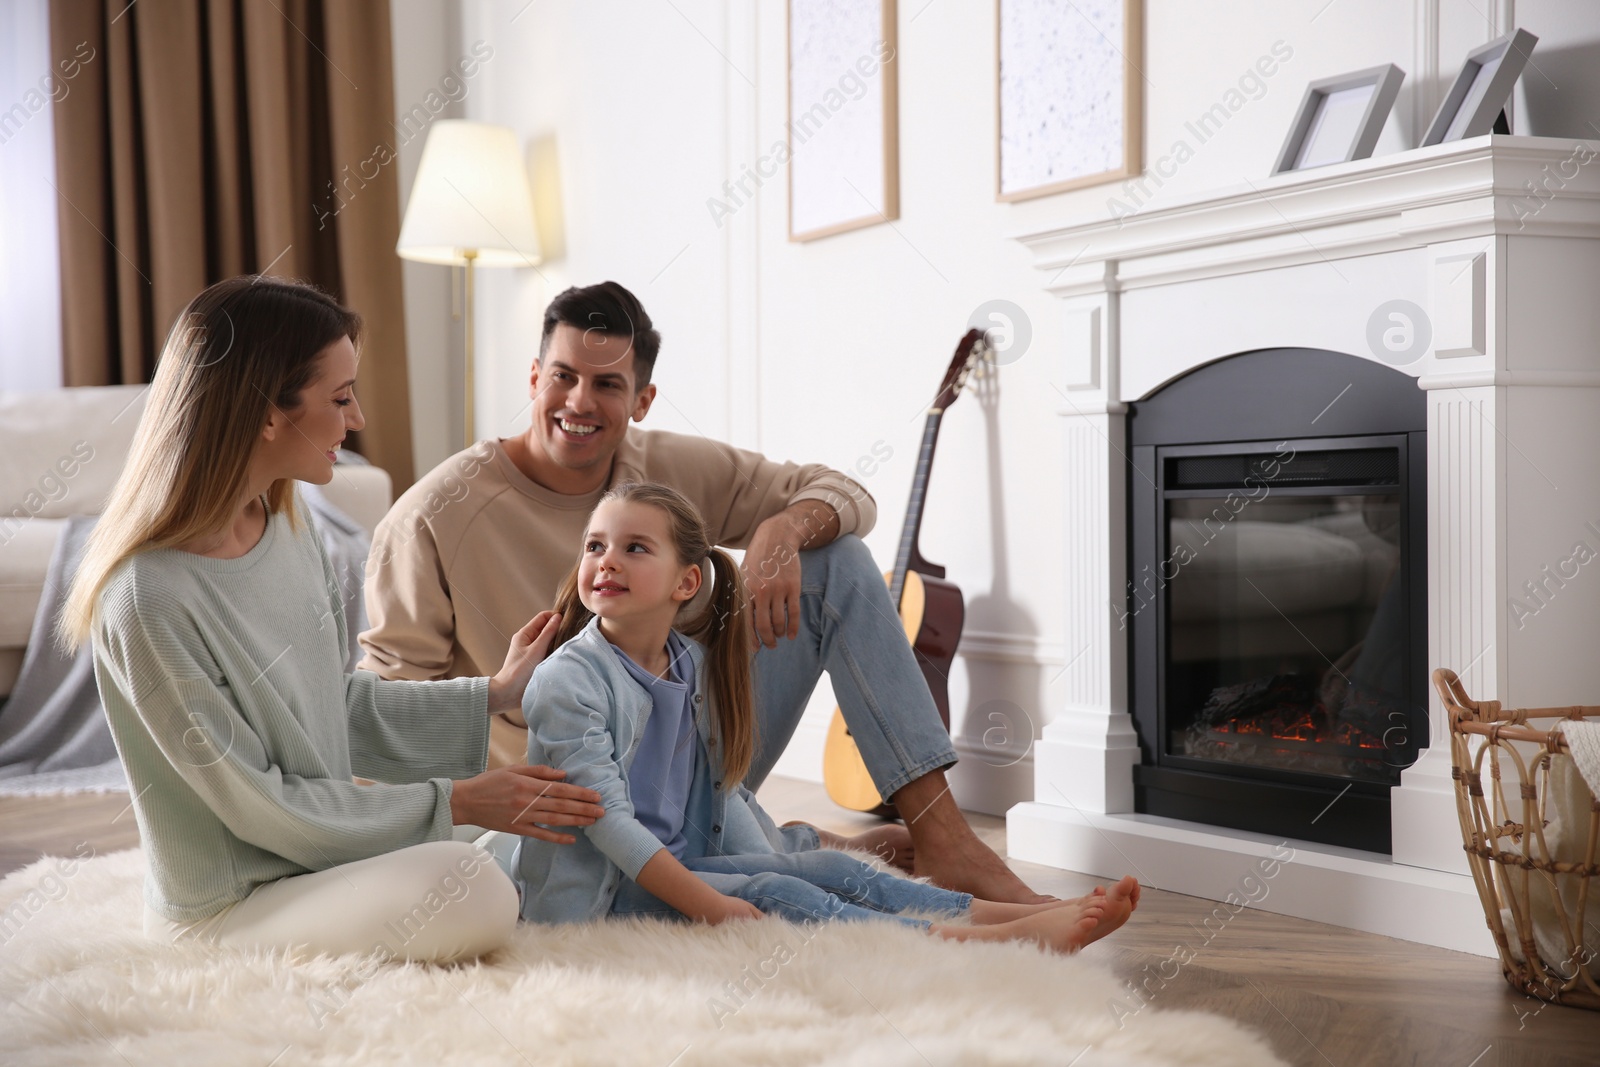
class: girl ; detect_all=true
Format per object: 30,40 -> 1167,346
515,482 -> 1136,951
64,276 -> 606,963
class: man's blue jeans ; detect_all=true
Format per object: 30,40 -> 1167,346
746,534 -> 957,802
610,848 -> 972,929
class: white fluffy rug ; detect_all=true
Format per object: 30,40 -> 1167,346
0,850 -> 1284,1066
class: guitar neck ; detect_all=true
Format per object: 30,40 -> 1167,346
889,411 -> 943,606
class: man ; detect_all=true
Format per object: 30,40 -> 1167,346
359,281 -> 1049,904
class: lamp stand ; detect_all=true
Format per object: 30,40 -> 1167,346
462,249 -> 478,450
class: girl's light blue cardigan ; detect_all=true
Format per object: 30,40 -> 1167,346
514,615 -> 815,923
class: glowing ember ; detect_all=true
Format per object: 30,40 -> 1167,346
1181,674 -> 1401,782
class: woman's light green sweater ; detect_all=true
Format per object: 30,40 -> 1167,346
92,505 -> 489,922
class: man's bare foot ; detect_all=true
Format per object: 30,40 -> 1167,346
891,769 -> 1052,903
792,821 -> 915,874
933,898 -> 1105,954
914,838 -> 1055,905
1080,876 -> 1140,946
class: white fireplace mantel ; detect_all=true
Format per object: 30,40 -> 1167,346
1007,135 -> 1600,955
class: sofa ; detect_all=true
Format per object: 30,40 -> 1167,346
0,385 -> 393,700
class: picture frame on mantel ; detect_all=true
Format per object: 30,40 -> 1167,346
1271,64 -> 1405,175
997,0 -> 1143,202
1421,28 -> 1539,145
787,0 -> 899,242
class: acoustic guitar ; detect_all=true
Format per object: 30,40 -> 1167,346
823,328 -> 990,815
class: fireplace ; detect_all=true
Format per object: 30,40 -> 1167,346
1002,135 -> 1600,954
1126,349 -> 1427,851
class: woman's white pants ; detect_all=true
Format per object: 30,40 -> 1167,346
143,839 -> 518,964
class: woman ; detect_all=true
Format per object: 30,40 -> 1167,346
61,276 -> 606,963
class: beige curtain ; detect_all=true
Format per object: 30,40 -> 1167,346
49,0 -> 415,487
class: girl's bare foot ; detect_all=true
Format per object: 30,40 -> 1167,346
966,894 -> 1081,925
1081,876 -> 1140,946
789,821 -> 916,875
932,898 -> 1106,954
968,882 -> 1122,925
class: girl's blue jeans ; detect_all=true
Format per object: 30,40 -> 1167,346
609,848 -> 973,930
746,535 -> 957,803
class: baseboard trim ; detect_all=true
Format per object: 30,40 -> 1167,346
956,630 -> 1064,666
1007,801 -> 1496,956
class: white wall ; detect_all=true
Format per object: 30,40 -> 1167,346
458,0 -> 740,451
396,0 -> 1600,811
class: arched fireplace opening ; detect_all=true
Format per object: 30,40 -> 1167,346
1126,348 -> 1427,852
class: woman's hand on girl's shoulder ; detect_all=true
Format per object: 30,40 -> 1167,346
449,763 -> 605,841
487,611 -> 563,717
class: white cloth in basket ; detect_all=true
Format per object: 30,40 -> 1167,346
1503,722 -> 1600,981
1561,720 -> 1600,797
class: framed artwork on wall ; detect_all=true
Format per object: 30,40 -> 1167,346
1271,64 -> 1405,175
787,0 -> 899,242
997,0 -> 1143,202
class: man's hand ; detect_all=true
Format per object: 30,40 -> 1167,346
487,611 -> 563,720
741,502 -> 840,649
449,764 -> 604,842
742,521 -> 802,649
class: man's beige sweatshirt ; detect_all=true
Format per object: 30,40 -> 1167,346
357,429 -> 876,768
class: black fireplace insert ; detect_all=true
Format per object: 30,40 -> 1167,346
1126,349 -> 1427,852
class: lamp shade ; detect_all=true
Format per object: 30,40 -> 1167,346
396,120 -> 541,267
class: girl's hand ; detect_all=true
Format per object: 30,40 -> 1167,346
487,611 -> 562,720
697,894 -> 762,924
450,764 -> 604,842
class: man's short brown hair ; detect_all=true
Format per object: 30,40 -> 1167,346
538,281 -> 661,387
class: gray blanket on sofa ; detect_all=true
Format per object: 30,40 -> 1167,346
0,516 -> 114,785
0,485 -> 372,791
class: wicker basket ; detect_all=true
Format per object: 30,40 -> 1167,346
1434,668 -> 1600,1009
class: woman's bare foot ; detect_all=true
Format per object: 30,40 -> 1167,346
792,821 -> 916,874
1080,876 -> 1140,946
933,898 -> 1106,954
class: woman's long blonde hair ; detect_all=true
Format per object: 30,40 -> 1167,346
550,482 -> 757,789
60,276 -> 362,649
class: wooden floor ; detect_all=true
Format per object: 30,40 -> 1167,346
4,778 -> 1599,1065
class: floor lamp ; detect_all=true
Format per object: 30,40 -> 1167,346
397,120 -> 542,450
